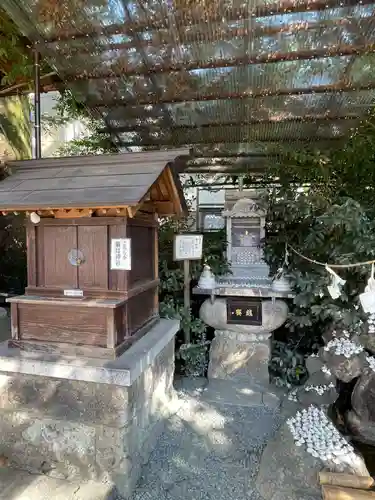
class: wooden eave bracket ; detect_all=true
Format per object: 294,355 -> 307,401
137,167 -> 185,217
1,207 -> 130,218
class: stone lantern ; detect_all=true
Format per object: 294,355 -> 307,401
195,189 -> 293,390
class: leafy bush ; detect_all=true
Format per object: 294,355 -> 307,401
0,214 -> 26,293
269,340 -> 308,388
158,215 -> 230,376
260,113 -> 375,386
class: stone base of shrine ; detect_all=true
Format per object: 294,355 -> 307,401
0,319 -> 179,499
208,330 -> 272,390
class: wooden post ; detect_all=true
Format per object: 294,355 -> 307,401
322,485 -> 375,499
183,259 -> 191,344
173,233 -> 203,345
319,472 -> 374,490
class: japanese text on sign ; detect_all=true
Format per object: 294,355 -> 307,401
234,308 -> 255,317
110,238 -> 131,270
227,298 -> 262,326
174,234 -> 203,261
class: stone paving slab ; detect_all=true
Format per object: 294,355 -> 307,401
175,377 -> 281,409
0,468 -> 116,500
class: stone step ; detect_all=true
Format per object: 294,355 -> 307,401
0,468 -> 117,500
175,377 -> 282,410
202,379 -> 281,410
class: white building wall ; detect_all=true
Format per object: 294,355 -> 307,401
0,91 -> 88,161
33,91 -> 89,157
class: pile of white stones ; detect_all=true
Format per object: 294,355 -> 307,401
368,313 -> 375,334
321,365 -> 332,376
287,388 -> 298,402
366,355 -> 375,372
287,406 -> 356,463
324,337 -> 363,358
330,330 -> 350,339
304,382 -> 335,395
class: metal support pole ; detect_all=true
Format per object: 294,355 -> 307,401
33,48 -> 41,159
239,174 -> 244,192
183,259 -> 191,345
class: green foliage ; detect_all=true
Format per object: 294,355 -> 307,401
0,95 -> 31,159
266,182 -> 375,335
269,340 -> 308,388
158,214 -> 229,376
0,214 -> 26,293
261,112 -> 375,385
159,219 -> 230,306
0,10 -> 32,87
53,89 -> 88,120
51,90 -> 117,157
56,132 -> 117,157
177,342 -> 210,377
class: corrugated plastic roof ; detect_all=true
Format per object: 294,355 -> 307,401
2,0 -> 375,173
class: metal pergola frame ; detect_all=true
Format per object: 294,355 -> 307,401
1,0 -> 375,174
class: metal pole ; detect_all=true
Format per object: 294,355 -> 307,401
183,259 -> 191,344
33,47 -> 41,159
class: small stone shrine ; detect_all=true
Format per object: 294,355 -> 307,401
0,150 -> 187,498
196,189 -> 292,389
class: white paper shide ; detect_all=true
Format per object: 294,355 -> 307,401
110,238 -> 131,270
360,263 -> 375,313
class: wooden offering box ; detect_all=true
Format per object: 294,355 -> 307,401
0,150 -> 188,359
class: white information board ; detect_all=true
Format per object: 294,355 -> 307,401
174,234 -> 203,261
64,289 -> 83,298
110,238 -> 131,270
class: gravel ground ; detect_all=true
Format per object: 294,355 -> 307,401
130,379 -> 283,500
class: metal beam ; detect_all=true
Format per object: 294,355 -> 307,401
67,44 -> 375,80
114,136 -> 346,147
86,82 -> 375,109
41,0 -> 375,42
188,158 -> 269,165
100,114 -> 360,134
189,140 -> 344,156
44,15 -> 375,54
120,0 -> 175,129
185,164 -> 268,173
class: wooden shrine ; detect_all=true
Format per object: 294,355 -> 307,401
0,150 -> 188,359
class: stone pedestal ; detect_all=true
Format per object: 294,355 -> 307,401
200,298 -> 288,390
208,330 -> 272,389
0,319 -> 179,499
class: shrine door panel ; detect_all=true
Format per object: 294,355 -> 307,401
77,225 -> 108,289
38,225 -> 78,288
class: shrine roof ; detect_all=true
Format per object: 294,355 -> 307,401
0,150 -> 188,213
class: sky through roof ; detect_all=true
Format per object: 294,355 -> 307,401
2,0 -> 375,173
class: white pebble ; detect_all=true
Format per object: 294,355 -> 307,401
286,405 -> 355,464
326,337 -> 363,358
366,355 -> 375,372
